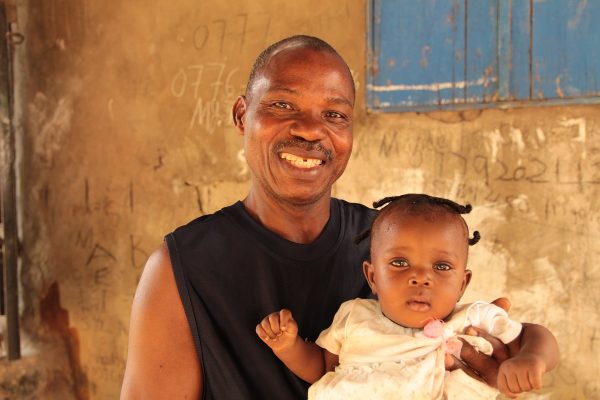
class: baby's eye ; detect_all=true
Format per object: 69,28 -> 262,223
390,259 -> 409,268
433,263 -> 451,271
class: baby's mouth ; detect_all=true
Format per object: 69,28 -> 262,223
407,299 -> 431,312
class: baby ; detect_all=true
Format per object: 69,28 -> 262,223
256,194 -> 558,399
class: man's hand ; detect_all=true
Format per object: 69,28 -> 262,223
445,297 -> 512,389
256,309 -> 299,353
497,353 -> 546,398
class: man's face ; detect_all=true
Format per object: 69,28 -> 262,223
363,212 -> 472,328
233,47 -> 355,206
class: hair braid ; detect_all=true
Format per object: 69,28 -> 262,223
355,193 -> 481,246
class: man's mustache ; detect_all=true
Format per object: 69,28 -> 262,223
273,138 -> 333,161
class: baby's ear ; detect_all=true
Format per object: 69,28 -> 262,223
362,261 -> 377,294
459,269 -> 472,298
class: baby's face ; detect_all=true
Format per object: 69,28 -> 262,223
364,212 -> 472,328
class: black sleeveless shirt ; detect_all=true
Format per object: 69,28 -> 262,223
166,199 -> 375,400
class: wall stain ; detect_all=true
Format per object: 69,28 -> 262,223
0,370 -> 39,398
40,282 -> 90,400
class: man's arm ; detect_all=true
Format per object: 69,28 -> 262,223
511,323 -> 560,370
121,243 -> 202,399
445,297 -> 511,383
496,322 -> 559,397
446,297 -> 560,397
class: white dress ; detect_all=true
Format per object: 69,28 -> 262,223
309,299 -> 522,400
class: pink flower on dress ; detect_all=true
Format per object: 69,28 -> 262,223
423,318 -> 445,338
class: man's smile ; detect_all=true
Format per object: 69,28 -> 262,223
280,152 -> 323,168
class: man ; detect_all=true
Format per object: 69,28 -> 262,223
121,35 -> 558,399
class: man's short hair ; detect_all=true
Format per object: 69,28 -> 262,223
245,35 -> 354,98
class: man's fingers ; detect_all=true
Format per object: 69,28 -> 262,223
459,338 -> 499,387
516,370 -> 532,392
504,372 -> 522,395
446,354 -> 483,382
518,371 -> 533,392
529,369 -> 543,390
491,297 -> 511,312
465,326 -> 510,364
497,373 -> 519,399
444,353 -> 455,369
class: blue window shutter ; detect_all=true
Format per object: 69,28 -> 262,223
508,0 -> 532,101
531,0 -> 600,101
368,0 -> 600,112
368,0 -> 467,110
465,0 -> 500,104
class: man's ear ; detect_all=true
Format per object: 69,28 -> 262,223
232,95 -> 247,135
363,261 -> 377,295
459,269 -> 472,299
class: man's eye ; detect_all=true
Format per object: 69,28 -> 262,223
433,263 -> 451,271
390,259 -> 409,268
273,102 -> 291,109
325,111 -> 345,119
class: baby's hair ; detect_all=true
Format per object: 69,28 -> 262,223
355,193 -> 481,246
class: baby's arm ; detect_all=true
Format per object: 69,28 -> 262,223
256,309 -> 338,383
497,323 -> 559,398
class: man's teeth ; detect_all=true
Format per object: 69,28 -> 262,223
280,152 -> 323,168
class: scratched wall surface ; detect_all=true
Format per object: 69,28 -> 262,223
11,0 -> 599,399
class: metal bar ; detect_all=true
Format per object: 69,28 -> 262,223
0,1 -> 6,318
498,0 -> 512,100
0,0 -> 21,360
0,0 -> 7,318
365,95 -> 600,114
528,0 -> 533,99
366,0 -> 380,110
464,0 -> 468,103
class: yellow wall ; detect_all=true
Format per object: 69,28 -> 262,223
10,0 -> 599,398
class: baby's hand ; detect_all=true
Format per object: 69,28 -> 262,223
256,309 -> 299,353
497,353 -> 546,398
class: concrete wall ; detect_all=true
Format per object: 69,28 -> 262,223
1,0 -> 597,398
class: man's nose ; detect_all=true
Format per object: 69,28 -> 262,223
289,113 -> 326,142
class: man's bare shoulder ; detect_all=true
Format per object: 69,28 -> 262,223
131,245 -> 178,307
121,243 -> 202,399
